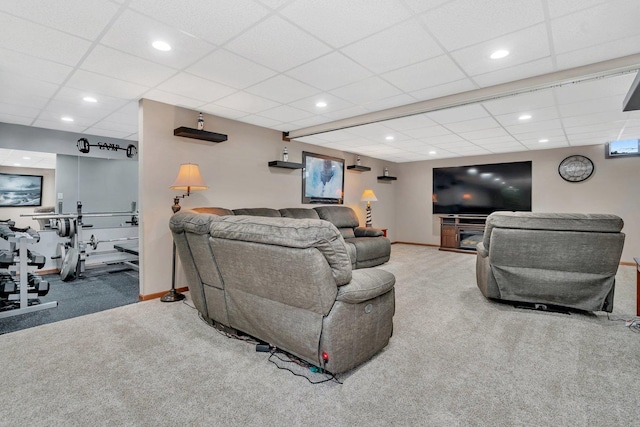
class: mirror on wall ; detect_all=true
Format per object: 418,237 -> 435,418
0,148 -> 138,229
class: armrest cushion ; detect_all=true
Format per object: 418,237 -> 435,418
336,268 -> 395,304
354,227 -> 384,237
476,242 -> 488,257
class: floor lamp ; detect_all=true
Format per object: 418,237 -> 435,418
360,189 -> 378,227
162,163 -> 208,303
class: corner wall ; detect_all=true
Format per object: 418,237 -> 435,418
139,99 -> 397,296
395,144 -> 639,263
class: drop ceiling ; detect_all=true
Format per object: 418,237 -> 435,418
0,0 -> 639,162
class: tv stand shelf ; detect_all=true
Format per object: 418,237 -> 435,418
439,215 -> 487,253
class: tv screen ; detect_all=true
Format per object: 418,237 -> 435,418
0,173 -> 43,207
433,161 -> 532,215
605,139 -> 640,158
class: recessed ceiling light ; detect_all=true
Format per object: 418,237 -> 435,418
61,116 -> 74,122
22,156 -> 30,160
385,135 -> 394,141
152,40 -> 172,51
490,49 -> 510,59
518,114 -> 532,121
315,101 -> 327,108
538,138 -> 549,143
429,151 -> 436,155
83,96 -> 97,103
13,163 -> 20,166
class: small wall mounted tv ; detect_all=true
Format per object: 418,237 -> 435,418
605,139 -> 640,158
433,161 -> 532,215
0,173 -> 43,207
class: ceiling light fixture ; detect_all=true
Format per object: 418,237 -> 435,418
83,96 -> 97,103
315,101 -> 327,108
538,138 -> 549,143
13,163 -> 20,166
490,49 -> 510,59
429,151 -> 436,155
23,156 -> 31,160
385,135 -> 394,141
152,40 -> 172,51
518,114 -> 532,121
61,116 -> 74,122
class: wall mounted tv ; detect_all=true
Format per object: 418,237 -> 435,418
0,173 -> 43,207
433,161 -> 532,215
605,139 -> 640,158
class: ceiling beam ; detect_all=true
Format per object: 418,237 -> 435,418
287,53 -> 640,140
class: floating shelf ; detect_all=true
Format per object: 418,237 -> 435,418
347,165 -> 371,172
173,127 -> 228,143
377,175 -> 397,181
268,161 -> 303,169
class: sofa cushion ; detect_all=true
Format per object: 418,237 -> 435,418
314,206 -> 360,229
279,208 -> 320,220
209,215 -> 352,286
345,236 -> 391,268
232,208 -> 281,217
192,207 -> 234,216
336,268 -> 395,304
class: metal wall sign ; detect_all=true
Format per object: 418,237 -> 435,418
76,138 -> 137,158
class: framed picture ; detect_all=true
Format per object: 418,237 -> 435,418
302,151 -> 344,204
605,139 -> 640,158
0,173 -> 43,207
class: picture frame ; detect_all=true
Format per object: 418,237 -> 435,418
302,151 -> 345,204
0,173 -> 43,207
605,139 -> 640,158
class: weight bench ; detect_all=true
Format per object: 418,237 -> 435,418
114,243 -> 139,271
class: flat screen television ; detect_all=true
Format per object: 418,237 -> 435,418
433,161 -> 532,215
0,173 -> 43,207
605,139 -> 640,158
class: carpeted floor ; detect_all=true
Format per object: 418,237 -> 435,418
0,245 -> 638,426
0,264 -> 139,335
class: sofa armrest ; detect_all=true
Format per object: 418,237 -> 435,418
336,268 -> 395,304
476,242 -> 488,258
354,227 -> 384,237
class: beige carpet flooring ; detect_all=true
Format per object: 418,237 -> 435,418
1,244 -> 638,426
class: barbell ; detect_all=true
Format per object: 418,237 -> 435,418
77,138 -> 137,158
87,235 -> 138,250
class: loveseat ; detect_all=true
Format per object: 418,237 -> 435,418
476,212 -> 625,312
192,205 -> 391,269
170,211 -> 396,374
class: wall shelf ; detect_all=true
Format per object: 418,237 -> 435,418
173,127 -> 228,143
347,165 -> 371,172
377,176 -> 397,181
268,161 -> 303,169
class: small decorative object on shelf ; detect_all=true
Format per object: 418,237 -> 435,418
384,167 -> 389,177
283,147 -> 289,162
347,154 -> 371,172
197,112 -> 204,130
356,155 -> 362,166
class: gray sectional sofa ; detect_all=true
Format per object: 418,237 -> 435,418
192,205 -> 391,269
170,211 -> 396,374
476,212 -> 625,312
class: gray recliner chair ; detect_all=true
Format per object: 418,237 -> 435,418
476,212 -> 625,312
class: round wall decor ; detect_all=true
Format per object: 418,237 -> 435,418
558,155 -> 594,182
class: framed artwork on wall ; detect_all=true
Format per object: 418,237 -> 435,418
0,173 -> 43,207
302,151 -> 344,204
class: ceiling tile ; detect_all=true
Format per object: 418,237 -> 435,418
286,52 -> 373,91
451,24 -> 550,77
342,19 -> 443,74
330,77 -> 403,105
472,135 -> 519,146
363,94 -> 417,113
66,70 -> 150,99
143,89 -> 205,110
555,34 -> 640,70
0,47 -> 73,85
546,0 -> 609,18
554,74 -> 635,105
381,55 -> 467,93
215,92 -> 280,114
129,0 -> 270,45
187,49 -> 277,90
409,79 -> 478,102
82,127 -> 135,139
472,58 -> 555,88
445,117 -> 501,133
246,75 -> 320,104
457,127 -> 512,140
382,114 -> 437,131
81,45 -> 177,87
225,16 -> 331,72
289,94 -> 355,115
421,0 -> 545,51
505,118 -> 563,135
550,1 -> 640,54
403,125 -> 453,139
320,105 -> 370,120
238,115 -> 285,129
0,114 -> 34,126
0,103 -> 40,121
31,118 -> 87,133
0,0 -> 120,39
0,12 -> 91,66
494,105 -> 560,127
0,72 -> 60,102
557,97 -> 622,118
100,9 -> 216,70
482,89 -> 556,115
156,73 -> 236,103
257,105 -> 313,122
279,0 -> 411,48
427,104 -> 490,124
198,103 -> 247,120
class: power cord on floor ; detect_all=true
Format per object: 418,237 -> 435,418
607,313 -> 640,333
267,350 -> 342,385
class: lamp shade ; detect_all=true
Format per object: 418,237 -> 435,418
170,163 -> 208,191
360,189 -> 378,202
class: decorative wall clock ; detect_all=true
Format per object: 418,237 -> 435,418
558,155 -> 594,182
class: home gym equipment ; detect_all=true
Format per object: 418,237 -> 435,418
76,137 -> 137,158
0,219 -> 57,319
23,201 -> 139,281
